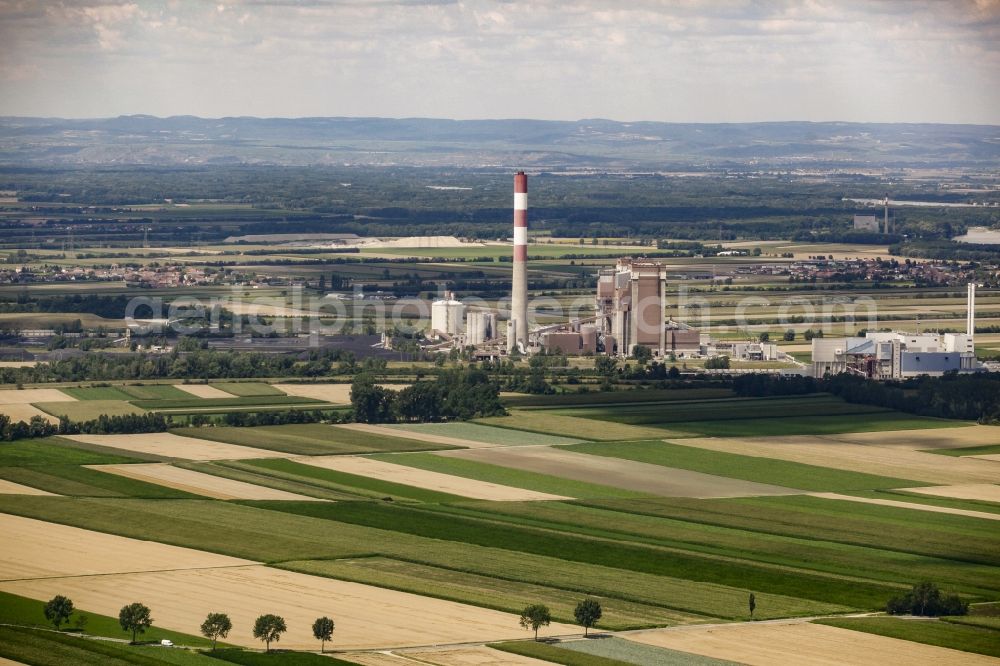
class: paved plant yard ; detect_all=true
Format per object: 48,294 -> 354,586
66,432 -> 289,461
434,446 -> 801,498
673,436 -> 1000,485
0,389 -> 73,403
0,479 -> 56,496
292,456 -> 572,501
87,463 -> 325,501
625,620 -> 998,666
807,492 -> 1000,521
174,384 -> 236,398
901,483 -> 1000,503
339,423 -> 493,449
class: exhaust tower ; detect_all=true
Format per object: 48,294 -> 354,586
509,171 -> 529,352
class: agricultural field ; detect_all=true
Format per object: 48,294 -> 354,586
34,400 -> 146,421
387,422 -> 584,447
65,433 -> 288,461
172,423 -> 453,456
815,616 -> 1000,659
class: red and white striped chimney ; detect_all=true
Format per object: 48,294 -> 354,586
510,171 -> 528,351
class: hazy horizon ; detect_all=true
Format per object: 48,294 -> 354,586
1,1 -> 998,125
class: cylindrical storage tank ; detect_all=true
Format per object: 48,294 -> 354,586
466,311 -> 488,345
431,299 -> 465,337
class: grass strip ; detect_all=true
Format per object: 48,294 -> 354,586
815,616 -> 1000,658
173,423 -> 452,456
208,383 -> 286,397
0,438 -> 138,466
489,641 -> 634,666
0,465 -> 200,498
925,443 -> 1000,457
133,396 -> 321,410
207,648 -> 361,665
557,636 -> 741,666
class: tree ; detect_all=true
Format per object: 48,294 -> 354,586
573,599 -> 602,637
200,612 -> 232,651
253,614 -> 287,653
119,602 -> 153,644
43,595 -> 74,630
350,376 -> 396,423
749,593 -> 756,618
631,345 -> 652,365
783,329 -> 796,341
758,332 -> 770,342
886,582 -> 968,617
312,616 -> 335,653
519,604 -> 551,641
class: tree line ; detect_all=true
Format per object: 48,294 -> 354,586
351,367 -> 504,423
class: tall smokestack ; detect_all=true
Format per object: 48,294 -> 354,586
968,282 -> 976,337
509,171 -> 528,352
883,196 -> 890,234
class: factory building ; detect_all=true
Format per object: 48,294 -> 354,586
539,325 -> 599,356
853,214 -> 880,231
431,293 -> 465,338
597,258 -> 668,357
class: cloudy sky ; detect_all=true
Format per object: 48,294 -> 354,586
1,0 -> 998,123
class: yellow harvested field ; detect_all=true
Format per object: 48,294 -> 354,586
293,456 -> 571,501
339,423 -> 491,449
901,483 -> 1000,503
0,513 -> 252,580
829,425 -> 996,450
975,454 -> 1000,462
674,436 -> 1000,485
808,492 -> 1000,521
65,433 -> 288,461
0,479 -> 56,496
175,384 -> 236,398
0,657 -> 30,666
626,620 -> 997,666
274,383 -> 409,404
438,447 -> 798,498
0,403 -> 58,424
88,463 -> 324,501
0,388 -> 73,403
0,361 -> 38,368
0,565 -> 577,650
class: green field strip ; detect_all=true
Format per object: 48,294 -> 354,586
208,647 -> 361,665
0,438 -> 138,466
209,382 -> 286,397
814,617 -> 1000,659
34,400 -> 147,421
578,496 -> 1000,567
239,458 -> 468,502
386,421 -> 584,446
244,500 -> 905,608
177,461 -> 360,501
925,443 -> 1000,457
557,636 -> 742,666
502,387 -> 735,408
0,590 -> 218,648
371,452 -> 648,499
0,625 -> 220,666
549,395 -> 881,422
424,501 -> 1000,598
172,423 -> 455,455
60,386 -> 136,401
489,640 -> 642,666
662,413 -> 969,437
0,496 -> 847,619
563,440 -> 925,491
118,384 -> 192,401
476,412 -> 672,442
278,556 -> 703,630
0,465 -> 200,499
945,616 -> 1000,631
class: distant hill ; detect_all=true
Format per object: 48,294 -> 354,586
1,115 -> 997,168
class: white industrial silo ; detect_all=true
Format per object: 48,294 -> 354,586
431,294 -> 465,338
466,311 -> 489,345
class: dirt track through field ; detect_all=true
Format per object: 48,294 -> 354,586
87,463 -> 324,501
828,425 -> 996,450
807,492 -> 1000,521
339,423 -> 491,449
0,513 -> 252,580
901,483 -> 1000,503
275,383 -> 409,404
436,447 -> 800,498
66,433 -> 289,461
0,388 -> 73,403
293,456 -> 571,501
625,620 -> 997,665
175,384 -> 235,398
0,479 -> 57,496
673,436 -> 1000,485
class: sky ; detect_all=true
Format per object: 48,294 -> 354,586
0,0 -> 998,124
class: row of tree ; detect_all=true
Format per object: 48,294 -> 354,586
351,367 -> 505,423
0,411 -> 168,441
